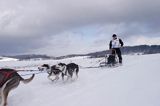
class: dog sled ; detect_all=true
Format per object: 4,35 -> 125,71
99,49 -> 120,67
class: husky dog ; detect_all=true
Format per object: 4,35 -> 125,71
38,64 -> 50,72
0,69 -> 35,106
38,64 -> 61,82
56,63 -> 79,81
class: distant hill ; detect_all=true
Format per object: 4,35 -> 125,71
0,56 -> 18,61
60,45 -> 160,58
7,54 -> 54,61
122,45 -> 160,54
87,45 -> 160,58
4,45 -> 160,60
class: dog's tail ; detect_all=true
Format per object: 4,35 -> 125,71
20,74 -> 35,84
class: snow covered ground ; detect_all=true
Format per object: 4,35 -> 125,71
0,54 -> 160,106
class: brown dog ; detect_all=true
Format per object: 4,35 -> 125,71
0,69 -> 35,106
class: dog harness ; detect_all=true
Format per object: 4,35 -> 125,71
0,69 -> 16,87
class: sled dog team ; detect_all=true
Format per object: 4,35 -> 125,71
38,62 -> 79,82
0,62 -> 79,106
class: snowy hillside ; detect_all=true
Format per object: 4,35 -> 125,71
0,54 -> 160,106
0,56 -> 18,62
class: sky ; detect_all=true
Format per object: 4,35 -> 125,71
0,0 -> 160,56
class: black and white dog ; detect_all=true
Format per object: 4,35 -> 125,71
55,63 -> 79,81
38,64 -> 62,82
38,64 -> 50,72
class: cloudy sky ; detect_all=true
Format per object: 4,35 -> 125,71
0,0 -> 160,56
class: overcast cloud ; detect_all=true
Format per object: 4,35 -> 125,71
0,0 -> 160,56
